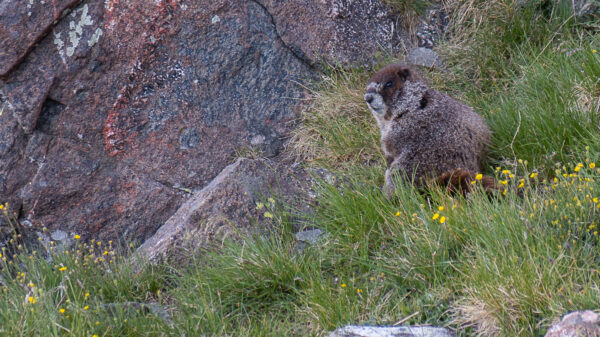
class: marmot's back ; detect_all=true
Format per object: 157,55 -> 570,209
364,63 -> 491,194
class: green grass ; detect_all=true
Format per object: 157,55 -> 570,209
2,1 -> 600,336
0,238 -> 174,336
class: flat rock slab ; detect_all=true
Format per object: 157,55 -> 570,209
137,157 -> 307,262
329,325 -> 456,337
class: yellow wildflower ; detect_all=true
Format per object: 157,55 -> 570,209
394,211 -> 400,216
590,163 -> 596,169
264,212 -> 274,219
341,283 -> 346,288
59,266 -> 67,271
438,206 -> 444,211
439,216 -> 446,224
84,306 -> 89,310
432,213 -> 440,220
356,288 -> 363,294
475,173 -> 483,180
74,234 -> 80,240
59,308 -> 65,314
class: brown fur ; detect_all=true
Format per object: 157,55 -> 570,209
364,64 -> 493,196
436,169 -> 501,196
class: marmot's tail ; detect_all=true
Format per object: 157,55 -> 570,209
435,169 -> 502,196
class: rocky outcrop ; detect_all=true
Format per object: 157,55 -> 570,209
0,0 -> 411,245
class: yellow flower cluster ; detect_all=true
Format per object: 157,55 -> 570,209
432,205 -> 447,224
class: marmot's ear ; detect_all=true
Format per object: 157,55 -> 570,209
398,68 -> 412,81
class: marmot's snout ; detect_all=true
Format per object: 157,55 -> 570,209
364,91 -> 385,114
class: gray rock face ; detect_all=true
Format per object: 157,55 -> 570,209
258,0 -> 410,66
0,0 -> 410,245
544,311 -> 600,337
328,325 -> 456,337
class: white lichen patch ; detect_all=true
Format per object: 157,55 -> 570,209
211,15 -> 220,24
53,31 -> 67,64
53,32 -> 64,49
88,27 -> 103,47
52,3 -> 101,62
66,4 -> 93,57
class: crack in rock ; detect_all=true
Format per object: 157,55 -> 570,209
249,0 -> 316,70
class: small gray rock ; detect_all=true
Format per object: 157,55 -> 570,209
50,230 -> 68,241
407,47 -> 441,69
295,228 -> 325,245
544,310 -> 600,337
328,325 -> 456,337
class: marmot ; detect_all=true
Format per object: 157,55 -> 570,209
364,63 -> 495,196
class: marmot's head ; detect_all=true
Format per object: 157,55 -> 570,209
364,64 -> 426,128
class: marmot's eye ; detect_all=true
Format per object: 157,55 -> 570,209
385,81 -> 393,88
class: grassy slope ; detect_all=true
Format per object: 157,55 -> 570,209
1,1 -> 600,336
